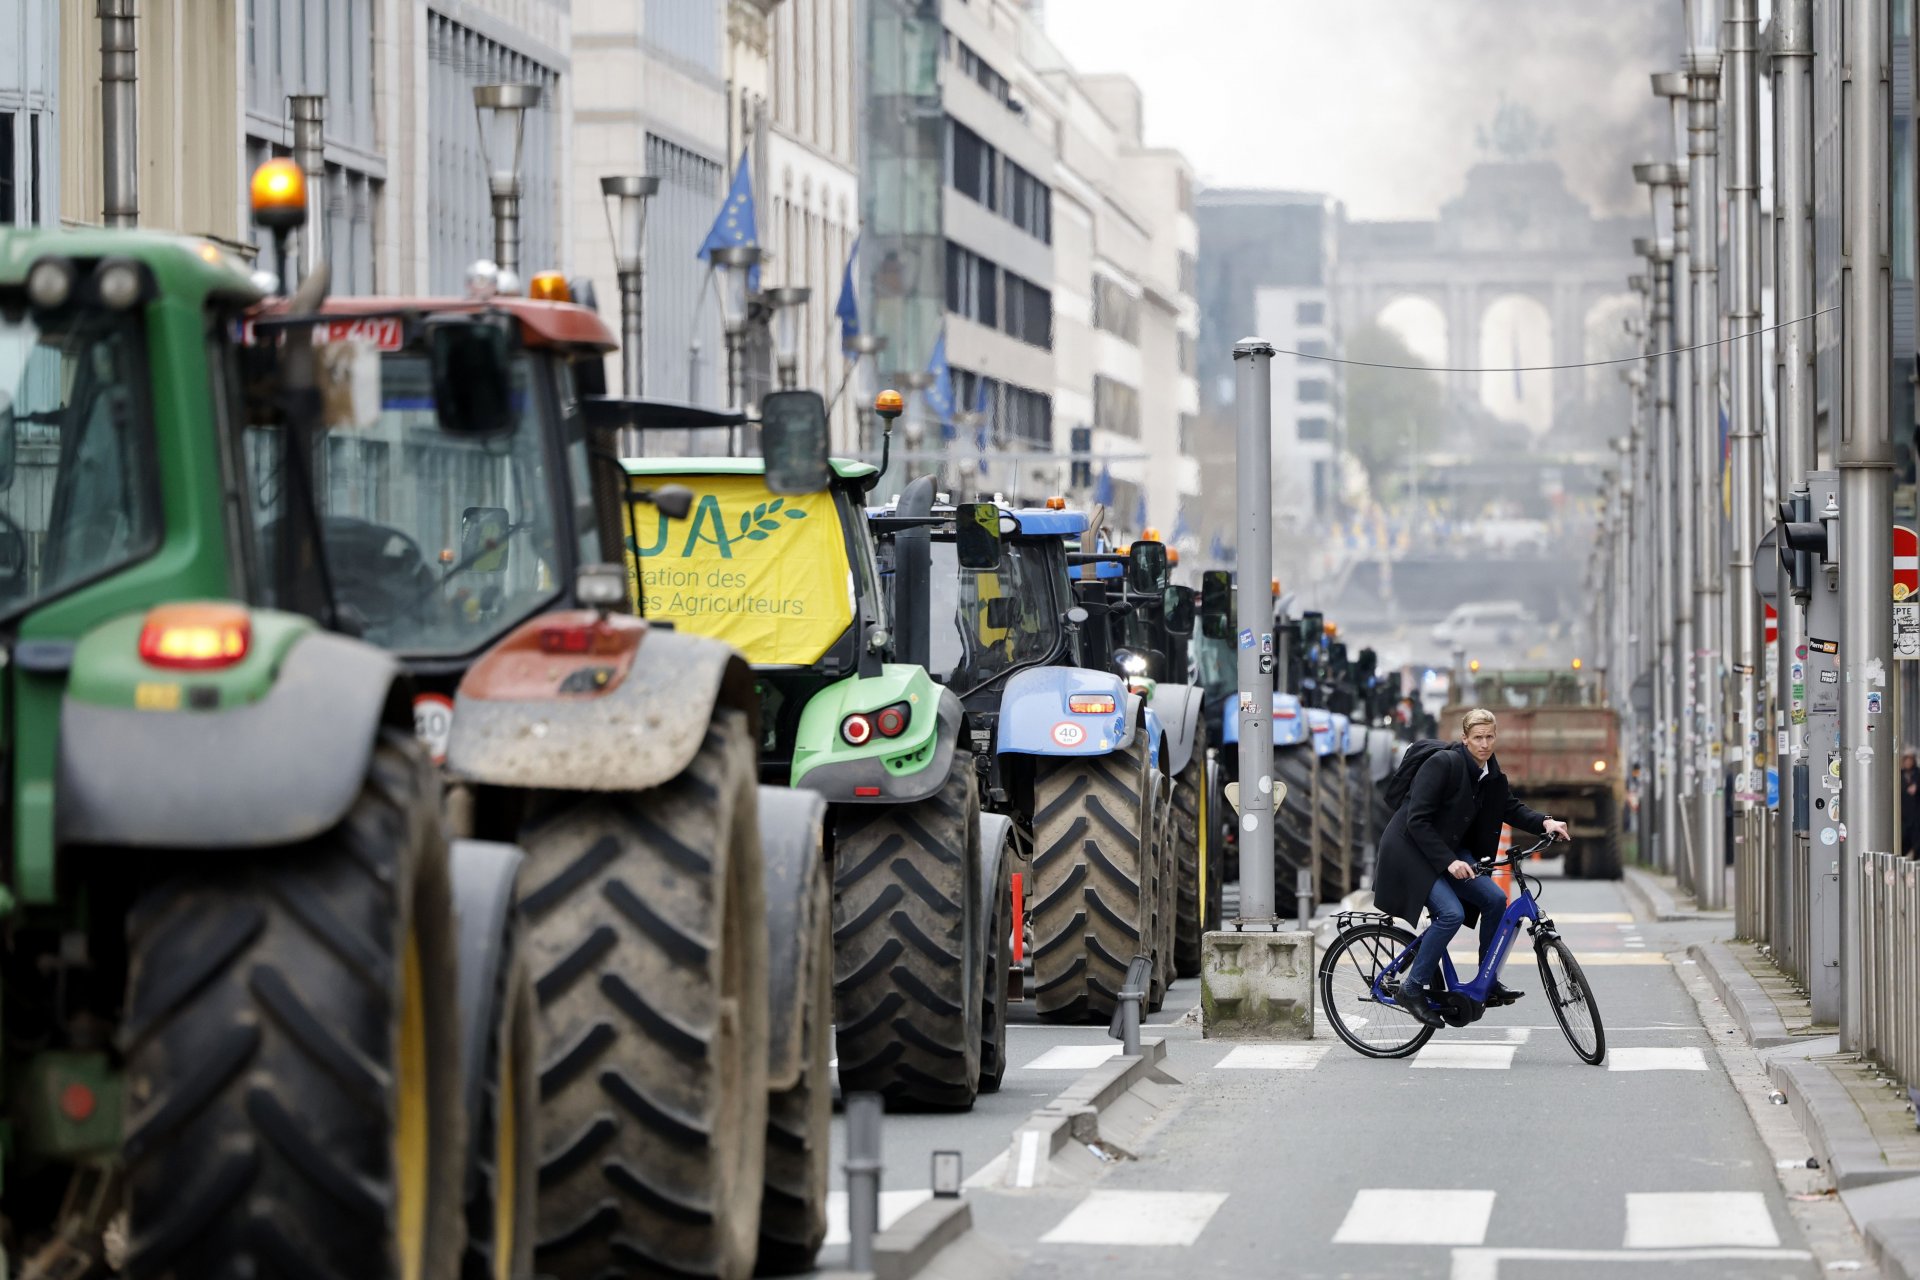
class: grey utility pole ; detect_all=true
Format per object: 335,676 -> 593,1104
1640,217 -> 1682,876
1233,338 -> 1278,924
1725,0 -> 1766,884
99,0 -> 137,228
1836,0 -> 1892,1052
1770,0 -> 1815,959
1687,21 -> 1728,910
291,95 -> 327,282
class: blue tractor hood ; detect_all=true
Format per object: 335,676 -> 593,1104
1220,691 -> 1311,747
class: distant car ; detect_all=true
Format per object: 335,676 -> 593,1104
1430,599 -> 1539,651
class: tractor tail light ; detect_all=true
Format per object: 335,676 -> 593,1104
875,702 -> 911,738
1276,707 -> 1298,719
842,713 -> 874,746
138,604 -> 251,670
1068,694 -> 1116,715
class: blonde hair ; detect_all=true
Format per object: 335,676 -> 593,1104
1461,707 -> 1497,735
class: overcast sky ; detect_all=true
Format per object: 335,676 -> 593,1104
1042,0 -> 1685,222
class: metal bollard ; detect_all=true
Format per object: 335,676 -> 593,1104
1110,954 -> 1152,1057
1296,867 -> 1313,933
843,1092 -> 883,1272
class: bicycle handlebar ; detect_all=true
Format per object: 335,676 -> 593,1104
1477,834 -> 1563,869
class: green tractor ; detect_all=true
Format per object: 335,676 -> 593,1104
0,226 -> 516,1279
622,401 -> 1006,1111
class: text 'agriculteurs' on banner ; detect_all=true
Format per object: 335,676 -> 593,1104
624,472 -> 854,666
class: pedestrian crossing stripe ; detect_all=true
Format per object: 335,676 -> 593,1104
1039,1190 -> 1230,1246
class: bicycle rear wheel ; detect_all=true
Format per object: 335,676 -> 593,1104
1536,935 -> 1606,1065
1318,922 -> 1436,1059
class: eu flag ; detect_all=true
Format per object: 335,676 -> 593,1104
835,236 -> 860,350
925,331 -> 955,428
698,150 -> 760,292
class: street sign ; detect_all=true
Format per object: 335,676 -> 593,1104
1765,603 -> 1777,645
1895,524 -> 1918,600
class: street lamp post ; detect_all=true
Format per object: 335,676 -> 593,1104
600,175 -> 660,413
291,95 -> 327,280
713,244 -> 763,416
1685,7 -> 1728,910
473,83 -> 543,287
765,286 -> 813,390
1638,165 -> 1685,879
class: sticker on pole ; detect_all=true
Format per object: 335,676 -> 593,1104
414,693 -> 455,765
1897,601 -> 1920,660
1239,628 -> 1255,650
1050,721 -> 1088,748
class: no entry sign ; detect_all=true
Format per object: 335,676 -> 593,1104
1896,525 -> 1919,600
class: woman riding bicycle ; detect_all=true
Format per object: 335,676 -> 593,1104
1373,708 -> 1569,1028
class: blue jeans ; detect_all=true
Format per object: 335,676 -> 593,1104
1404,870 -> 1509,990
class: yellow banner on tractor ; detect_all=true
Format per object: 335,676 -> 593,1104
625,472 -> 853,666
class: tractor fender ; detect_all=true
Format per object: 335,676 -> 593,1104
58,627 -> 405,849
1368,727 -> 1397,782
447,619 -> 756,793
757,786 -> 828,1091
1154,682 -> 1206,775
1220,692 -> 1312,748
995,666 -> 1136,756
448,836 -> 526,1201
978,811 -> 1015,957
1139,696 -> 1165,768
791,668 -> 961,805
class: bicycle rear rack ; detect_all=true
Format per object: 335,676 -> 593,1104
1333,909 -> 1395,933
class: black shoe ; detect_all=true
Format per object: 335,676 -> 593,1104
1485,982 -> 1526,1008
1397,981 -> 1443,1027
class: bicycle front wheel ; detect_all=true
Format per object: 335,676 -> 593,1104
1318,923 -> 1436,1059
1536,935 -> 1606,1065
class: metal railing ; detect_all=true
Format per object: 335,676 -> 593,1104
1858,852 -> 1919,1094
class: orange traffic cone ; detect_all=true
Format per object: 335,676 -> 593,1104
1493,826 -> 1514,901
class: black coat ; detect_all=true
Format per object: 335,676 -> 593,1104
1373,742 -> 1549,928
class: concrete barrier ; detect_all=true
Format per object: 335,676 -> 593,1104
1200,930 -> 1314,1039
995,1036 -> 1182,1189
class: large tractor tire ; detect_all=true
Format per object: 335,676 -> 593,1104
1578,791 -> 1625,881
1173,721 -> 1222,978
1345,756 -> 1372,894
1317,757 -> 1350,902
978,867 -> 1014,1093
754,858 -> 832,1275
463,906 -> 536,1280
1031,733 -> 1158,1024
830,751 -> 983,1110
122,731 -> 465,1280
1273,744 -> 1318,911
521,710 -> 769,1280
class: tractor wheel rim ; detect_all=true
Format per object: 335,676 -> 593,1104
395,930 -> 429,1280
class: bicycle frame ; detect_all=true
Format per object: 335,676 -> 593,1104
1369,846 -> 1560,1008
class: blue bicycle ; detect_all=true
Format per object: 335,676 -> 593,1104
1319,837 -> 1607,1065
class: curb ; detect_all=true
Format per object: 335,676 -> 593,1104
871,1197 -> 973,1280
1686,942 -> 1796,1048
997,1036 -> 1181,1189
1622,865 -> 1692,921
1767,1055 -> 1918,1191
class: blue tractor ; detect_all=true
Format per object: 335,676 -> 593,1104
867,485 -> 1206,1023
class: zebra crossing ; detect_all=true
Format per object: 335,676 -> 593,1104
1013,1036 -> 1711,1073
828,1186 -> 1802,1255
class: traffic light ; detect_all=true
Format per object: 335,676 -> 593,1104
1777,488 -> 1827,600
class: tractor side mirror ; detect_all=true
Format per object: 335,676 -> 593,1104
760,389 -> 832,495
459,506 -> 513,574
643,484 -> 695,521
1200,569 -> 1231,631
984,596 -> 1016,629
1127,540 -> 1169,595
957,502 -> 1002,570
427,317 -> 515,437
1164,585 -> 1195,635
0,390 -> 14,491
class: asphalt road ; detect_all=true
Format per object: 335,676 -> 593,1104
813,864 -> 1876,1278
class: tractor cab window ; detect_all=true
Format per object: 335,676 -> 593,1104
242,347 -> 566,655
1192,630 -> 1235,702
927,537 -> 1059,692
0,309 -> 160,621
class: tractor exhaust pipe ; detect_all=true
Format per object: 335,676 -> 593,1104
100,0 -> 138,228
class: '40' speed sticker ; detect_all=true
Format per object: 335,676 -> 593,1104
1051,721 -> 1088,748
